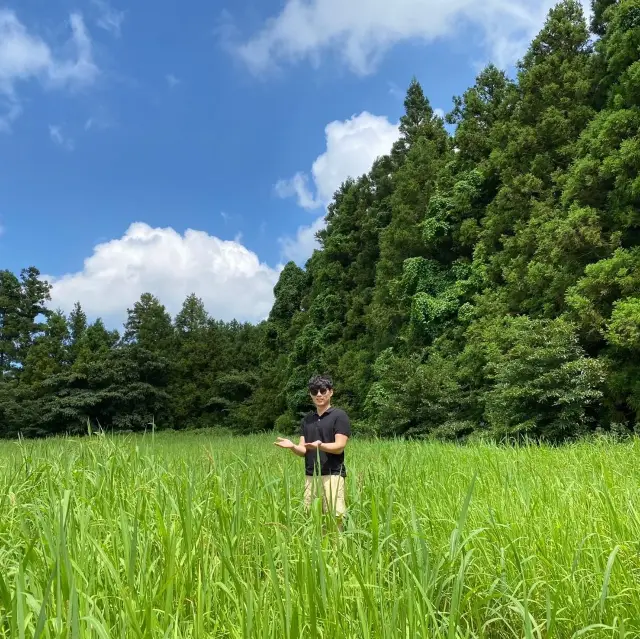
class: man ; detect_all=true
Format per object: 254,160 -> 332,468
274,374 -> 351,527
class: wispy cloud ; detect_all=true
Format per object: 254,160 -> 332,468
84,107 -> 115,132
92,0 -> 125,38
0,99 -> 21,133
49,125 -> 74,150
388,82 -> 405,100
235,0 -> 593,76
275,172 -> 322,210
0,9 -> 99,130
166,73 -> 180,88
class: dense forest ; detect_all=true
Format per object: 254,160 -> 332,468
1,0 -> 639,441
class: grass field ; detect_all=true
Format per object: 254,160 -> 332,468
1,431 -> 639,638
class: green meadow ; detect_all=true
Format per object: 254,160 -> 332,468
1,432 -> 639,638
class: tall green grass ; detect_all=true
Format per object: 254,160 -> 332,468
1,431 -> 639,637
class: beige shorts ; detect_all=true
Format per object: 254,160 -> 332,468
304,475 -> 346,517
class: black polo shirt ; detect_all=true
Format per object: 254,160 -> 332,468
300,406 -> 351,477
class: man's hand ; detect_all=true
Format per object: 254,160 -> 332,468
306,435 -> 348,455
274,437 -> 307,457
274,437 -> 295,449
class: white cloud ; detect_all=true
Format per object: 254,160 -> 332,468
47,223 -> 281,327
0,96 -> 21,132
49,125 -> 63,145
275,172 -> 322,210
313,112 -> 400,202
85,106 -> 115,132
434,108 -> 445,120
40,14 -> 98,87
236,0 -> 593,76
49,124 -> 74,150
279,216 -> 326,263
166,73 -> 180,88
92,0 -> 125,38
277,111 -> 399,210
0,9 -> 98,129
278,111 -> 400,262
388,81 -> 405,100
84,116 -> 108,131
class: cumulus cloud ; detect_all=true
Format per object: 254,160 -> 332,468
236,0 -> 592,76
0,9 -> 98,130
278,111 -> 400,262
47,223 -> 281,327
277,111 -> 399,211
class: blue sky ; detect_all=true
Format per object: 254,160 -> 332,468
0,0 -> 590,327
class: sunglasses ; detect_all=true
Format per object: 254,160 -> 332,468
309,386 -> 331,396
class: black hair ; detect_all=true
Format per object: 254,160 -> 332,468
308,374 -> 333,391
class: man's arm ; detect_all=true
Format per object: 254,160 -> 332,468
319,434 -> 348,454
306,434 -> 349,455
315,411 -> 351,455
274,436 -> 307,457
292,436 -> 307,457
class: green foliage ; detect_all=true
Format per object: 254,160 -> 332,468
566,247 -> 640,341
0,270 -> 22,373
365,348 -> 463,438
606,297 -> 640,348
22,310 -> 70,384
480,316 -> 606,440
124,292 -> 174,354
16,266 -> 53,366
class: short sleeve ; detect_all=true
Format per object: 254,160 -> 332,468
334,410 -> 351,437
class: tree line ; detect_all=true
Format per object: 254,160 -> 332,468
1,0 -> 639,441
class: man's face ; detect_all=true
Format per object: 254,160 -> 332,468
310,386 -> 333,410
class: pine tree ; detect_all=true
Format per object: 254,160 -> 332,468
0,270 -> 21,374
68,302 -> 88,363
22,311 -> 70,384
369,79 -> 451,349
476,0 -> 596,316
591,0 -> 619,35
175,294 -> 209,333
16,267 -> 52,366
171,294 -> 211,428
73,318 -> 119,373
392,78 -> 434,157
562,0 -> 640,425
123,293 -> 174,353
